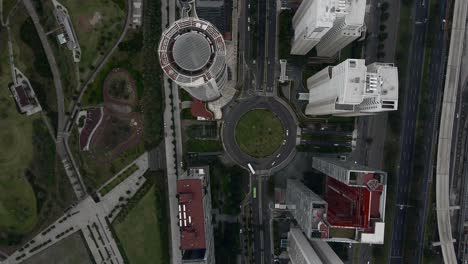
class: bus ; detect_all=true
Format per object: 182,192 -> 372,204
247,163 -> 256,174
253,187 -> 257,199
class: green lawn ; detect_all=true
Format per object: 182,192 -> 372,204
0,30 -> 37,236
235,109 -> 284,157
60,0 -> 125,77
186,139 -> 223,153
114,185 -> 169,264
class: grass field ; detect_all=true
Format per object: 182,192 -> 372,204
0,30 -> 38,236
186,139 -> 223,153
114,185 -> 169,264
9,7 -> 57,128
235,109 -> 284,157
21,231 -> 93,264
60,0 -> 125,77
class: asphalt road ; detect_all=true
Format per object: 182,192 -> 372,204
409,0 -> 448,262
222,96 -> 297,171
251,177 -> 262,264
255,0 -> 266,92
388,0 -> 429,262
265,0 -> 277,94
260,177 -> 272,264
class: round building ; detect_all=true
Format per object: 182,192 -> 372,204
158,17 -> 227,101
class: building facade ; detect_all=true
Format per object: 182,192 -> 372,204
315,0 -> 366,57
288,228 -> 324,264
305,59 -> 398,116
286,179 -> 329,240
159,17 -> 227,101
290,0 -> 365,56
290,0 -> 336,55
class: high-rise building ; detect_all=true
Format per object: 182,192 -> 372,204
312,157 -> 387,186
305,59 -> 398,116
290,0 -> 336,55
315,0 -> 366,57
286,158 -> 387,244
286,179 -> 329,240
290,0 -> 365,56
177,166 -> 215,263
159,17 -> 227,101
288,228 -> 344,264
288,227 -> 324,264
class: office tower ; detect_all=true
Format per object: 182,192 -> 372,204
305,59 -> 398,116
290,0 -> 365,56
159,17 -> 227,101
286,179 -> 328,240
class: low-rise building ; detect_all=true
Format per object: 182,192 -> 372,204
9,67 -> 42,116
177,167 -> 215,263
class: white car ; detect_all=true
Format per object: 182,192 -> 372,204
286,130 -> 289,136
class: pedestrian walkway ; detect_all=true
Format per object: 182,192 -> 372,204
1,153 -> 149,264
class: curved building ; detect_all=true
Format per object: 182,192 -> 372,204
159,17 -> 227,101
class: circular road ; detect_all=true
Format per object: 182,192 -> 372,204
222,96 -> 298,172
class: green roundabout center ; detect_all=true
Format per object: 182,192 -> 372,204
235,109 -> 285,158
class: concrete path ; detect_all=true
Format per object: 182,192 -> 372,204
1,153 -> 149,264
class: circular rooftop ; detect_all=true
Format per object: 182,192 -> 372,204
173,32 -> 211,71
158,17 -> 226,85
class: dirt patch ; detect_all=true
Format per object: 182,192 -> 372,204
89,12 -> 103,26
103,68 -> 137,105
77,16 -> 93,33
87,68 -> 143,162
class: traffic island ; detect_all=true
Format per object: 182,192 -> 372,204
235,109 -> 284,158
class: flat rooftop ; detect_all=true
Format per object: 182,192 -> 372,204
177,179 -> 206,250
324,174 -> 383,229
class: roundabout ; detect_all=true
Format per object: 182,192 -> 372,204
222,96 -> 298,172
235,109 -> 284,158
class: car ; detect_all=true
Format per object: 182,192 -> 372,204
286,129 -> 289,136
248,17 -> 250,23
276,153 -> 281,158
282,140 -> 286,145
271,161 -> 276,166
248,26 -> 250,31
164,122 -> 167,127
248,3 -> 250,8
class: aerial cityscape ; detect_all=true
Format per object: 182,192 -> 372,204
0,0 -> 465,263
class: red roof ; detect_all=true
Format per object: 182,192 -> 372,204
177,179 -> 206,250
191,99 -> 213,120
14,85 -> 34,107
325,176 -> 371,228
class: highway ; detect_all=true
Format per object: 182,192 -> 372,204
435,0 -> 468,262
410,0 -> 449,262
387,0 -> 430,262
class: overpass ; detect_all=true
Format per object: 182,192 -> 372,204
436,0 -> 468,263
